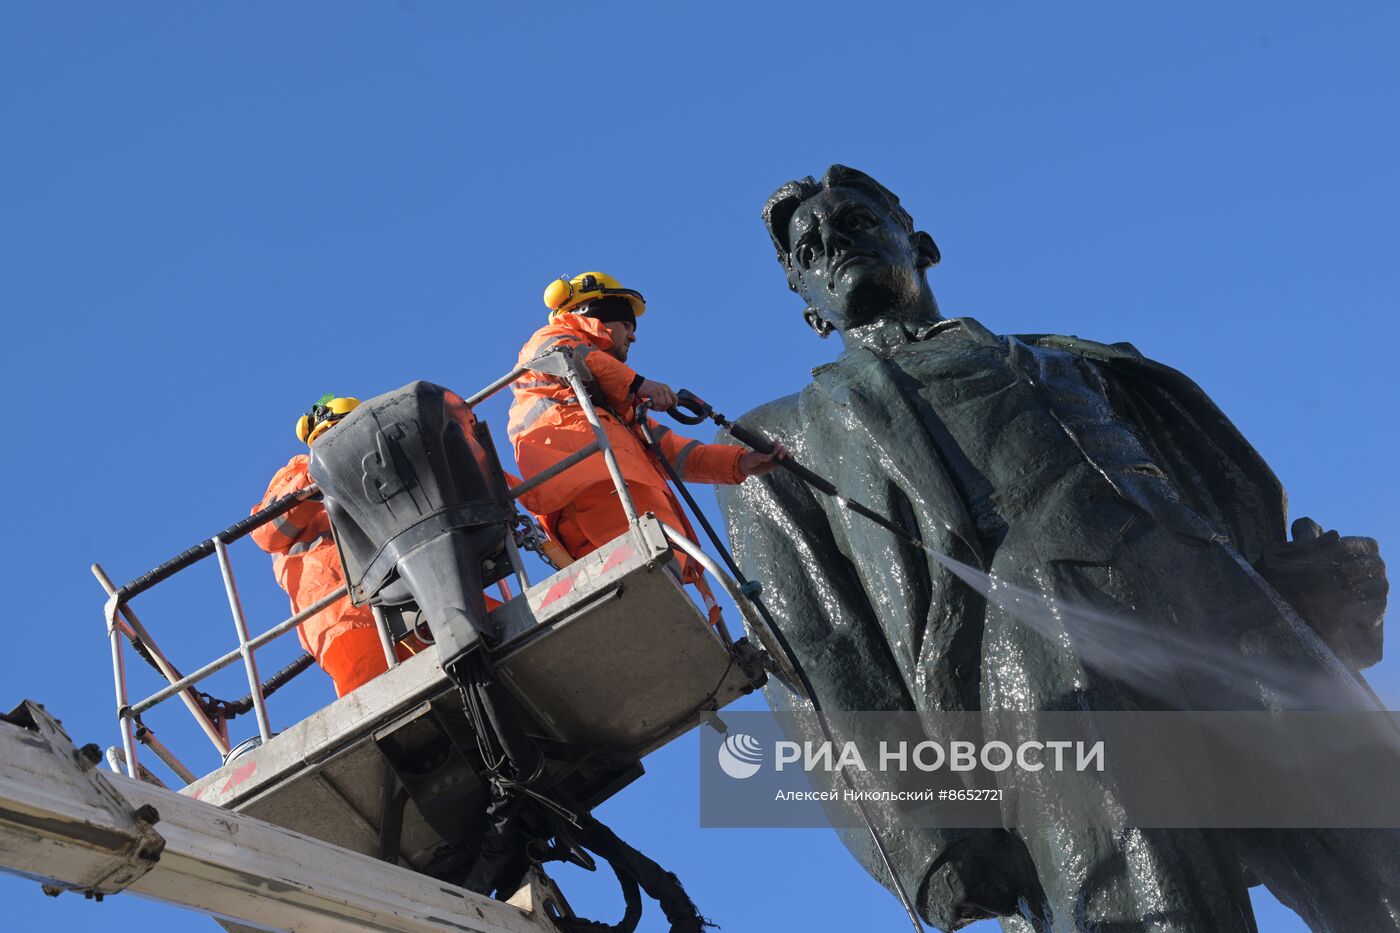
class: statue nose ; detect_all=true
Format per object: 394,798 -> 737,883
821,224 -> 853,260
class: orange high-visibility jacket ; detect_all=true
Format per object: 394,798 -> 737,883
250,455 -> 383,695
507,312 -> 745,519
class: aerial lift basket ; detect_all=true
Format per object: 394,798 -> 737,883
78,353 -> 769,929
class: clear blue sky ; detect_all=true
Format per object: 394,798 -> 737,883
2,3 -> 1395,931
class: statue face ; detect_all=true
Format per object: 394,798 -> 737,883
787,187 -> 926,331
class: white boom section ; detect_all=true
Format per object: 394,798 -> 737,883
0,702 -> 557,933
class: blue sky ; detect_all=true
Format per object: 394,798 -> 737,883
1,3 -> 1395,931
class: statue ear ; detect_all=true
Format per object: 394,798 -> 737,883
913,231 -> 941,269
803,307 -> 835,338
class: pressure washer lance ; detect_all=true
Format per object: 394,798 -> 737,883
638,391 -> 929,932
670,389 -> 928,551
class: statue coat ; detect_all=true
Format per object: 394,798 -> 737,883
717,318 -> 1395,930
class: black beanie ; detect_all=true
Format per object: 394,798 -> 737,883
580,296 -> 637,327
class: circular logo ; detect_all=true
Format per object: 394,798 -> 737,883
717,733 -> 764,780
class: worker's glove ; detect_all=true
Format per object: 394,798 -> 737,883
1255,517 -> 1388,669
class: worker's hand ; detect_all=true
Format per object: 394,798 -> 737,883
739,441 -> 791,478
637,378 -> 679,412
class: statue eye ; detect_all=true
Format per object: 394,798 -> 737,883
796,243 -> 819,269
846,210 -> 875,230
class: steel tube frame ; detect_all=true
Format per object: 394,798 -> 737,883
660,526 -> 752,648
213,537 -> 272,742
130,585 -> 347,716
562,367 -> 640,526
489,352 -> 641,588
106,596 -> 140,779
506,440 -> 601,500
135,725 -> 198,785
504,531 -> 532,590
464,365 -> 528,408
101,746 -> 166,788
470,364 -> 564,594
92,564 -> 230,755
372,606 -> 399,670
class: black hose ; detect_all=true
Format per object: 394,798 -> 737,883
216,652 -> 318,719
116,486 -> 319,601
548,820 -> 711,933
635,417 -> 747,586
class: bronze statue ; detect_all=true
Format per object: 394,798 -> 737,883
716,165 -> 1394,931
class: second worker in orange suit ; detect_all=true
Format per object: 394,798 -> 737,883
508,272 -> 787,573
253,393 -> 498,697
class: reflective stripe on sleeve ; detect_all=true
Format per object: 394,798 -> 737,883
672,440 -> 702,479
270,513 -> 306,541
513,376 -> 563,391
508,395 -> 566,440
285,531 -> 334,556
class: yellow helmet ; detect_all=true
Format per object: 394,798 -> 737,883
542,271 -> 646,321
295,393 -> 361,446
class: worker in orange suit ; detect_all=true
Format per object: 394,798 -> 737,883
252,393 -> 478,697
508,272 -> 787,574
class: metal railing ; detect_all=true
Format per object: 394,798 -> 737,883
100,347 -> 650,786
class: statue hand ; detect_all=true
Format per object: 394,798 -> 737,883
1255,517 -> 1389,668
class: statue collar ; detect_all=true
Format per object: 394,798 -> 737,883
815,316 -> 1003,378
838,316 -> 1000,356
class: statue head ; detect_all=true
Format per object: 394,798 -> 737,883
763,165 -> 941,340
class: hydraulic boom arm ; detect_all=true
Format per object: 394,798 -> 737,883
0,701 -> 557,933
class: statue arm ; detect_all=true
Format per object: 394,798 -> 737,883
1073,341 -> 1388,668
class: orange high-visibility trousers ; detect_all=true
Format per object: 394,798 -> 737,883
252,455 -> 390,697
553,481 -> 703,579
322,628 -> 426,696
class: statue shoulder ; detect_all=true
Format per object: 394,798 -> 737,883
1018,331 -> 1221,397
1019,332 -> 1227,404
1016,331 -> 1146,363
1017,331 -> 1232,425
